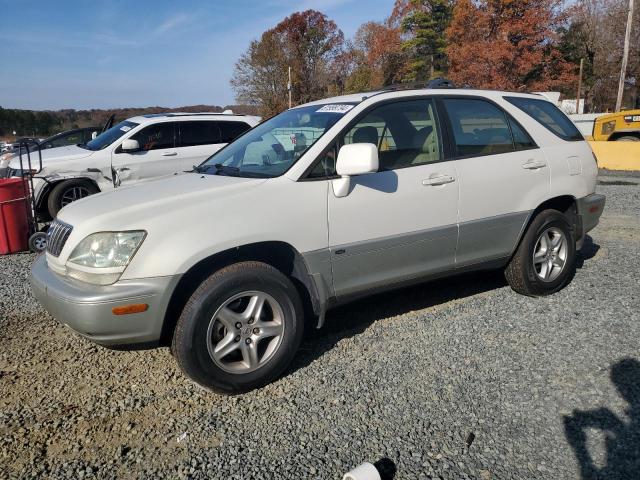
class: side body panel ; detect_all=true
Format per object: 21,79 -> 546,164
454,149 -> 549,265
327,163 -> 459,297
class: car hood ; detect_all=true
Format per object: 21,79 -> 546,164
57,173 -> 267,233
8,144 -> 94,169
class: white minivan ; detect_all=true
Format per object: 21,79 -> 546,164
7,112 -> 260,218
31,88 -> 604,393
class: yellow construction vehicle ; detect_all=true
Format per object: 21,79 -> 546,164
592,110 -> 640,141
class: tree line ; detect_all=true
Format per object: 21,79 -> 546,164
0,104 -> 259,139
232,0 -> 640,117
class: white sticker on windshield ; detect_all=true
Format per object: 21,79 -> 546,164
120,126 -> 131,132
316,104 -> 354,114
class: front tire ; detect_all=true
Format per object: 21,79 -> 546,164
505,209 -> 576,296
47,179 -> 99,217
172,261 -> 304,394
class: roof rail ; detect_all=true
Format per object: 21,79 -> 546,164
141,112 -> 248,119
379,78 -> 457,93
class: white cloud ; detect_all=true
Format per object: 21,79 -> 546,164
155,13 -> 194,35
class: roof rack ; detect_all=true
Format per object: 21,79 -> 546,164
141,112 -> 247,119
379,78 -> 457,93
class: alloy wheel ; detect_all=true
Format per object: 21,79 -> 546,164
533,227 -> 568,282
206,291 -> 285,374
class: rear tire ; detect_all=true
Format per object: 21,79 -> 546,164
613,135 -> 639,142
172,261 -> 304,394
47,179 -> 99,218
505,209 -> 576,296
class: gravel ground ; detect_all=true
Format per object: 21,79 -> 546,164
1,172 -> 639,480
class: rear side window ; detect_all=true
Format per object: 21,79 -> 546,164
505,97 -> 583,141
180,121 -> 221,147
219,121 -> 251,143
442,98 -> 514,157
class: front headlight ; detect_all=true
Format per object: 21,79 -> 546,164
66,231 -> 146,285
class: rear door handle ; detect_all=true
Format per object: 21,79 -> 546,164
162,151 -> 177,156
422,174 -> 455,186
117,167 -> 130,171
522,159 -> 546,170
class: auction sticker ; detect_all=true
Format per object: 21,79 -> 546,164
316,104 -> 354,114
120,126 -> 132,132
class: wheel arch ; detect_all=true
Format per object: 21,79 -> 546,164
608,131 -> 640,141
160,241 -> 322,346
36,176 -> 101,219
510,195 -> 579,258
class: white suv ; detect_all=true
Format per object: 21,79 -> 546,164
7,112 -> 260,218
31,88 -> 605,393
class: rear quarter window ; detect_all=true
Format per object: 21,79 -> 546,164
505,96 -> 583,141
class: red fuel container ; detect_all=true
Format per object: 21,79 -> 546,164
0,178 -> 30,254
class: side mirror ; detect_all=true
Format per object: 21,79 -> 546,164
333,143 -> 379,197
121,139 -> 140,152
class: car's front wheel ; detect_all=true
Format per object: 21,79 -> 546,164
47,178 -> 99,217
505,209 -> 576,296
172,261 -> 304,394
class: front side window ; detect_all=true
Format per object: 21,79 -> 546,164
83,120 -> 139,151
179,121 -> 220,147
443,98 -> 514,157
345,99 -> 442,171
129,122 -> 176,151
199,104 -> 354,178
306,99 -> 443,178
505,96 -> 583,141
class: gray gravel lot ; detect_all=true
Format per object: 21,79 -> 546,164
1,171 -> 639,479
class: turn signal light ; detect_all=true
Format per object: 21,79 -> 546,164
112,304 -> 149,315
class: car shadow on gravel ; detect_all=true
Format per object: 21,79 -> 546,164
291,235 -> 600,375
576,235 -> 600,269
291,268 -> 508,374
563,358 -> 640,479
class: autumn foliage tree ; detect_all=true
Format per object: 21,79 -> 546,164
446,0 -> 577,91
232,10 -> 344,117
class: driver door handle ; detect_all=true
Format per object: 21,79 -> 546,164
422,174 -> 455,186
522,159 -> 546,170
162,151 -> 177,156
117,167 -> 130,171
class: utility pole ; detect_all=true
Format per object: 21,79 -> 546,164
288,66 -> 292,109
616,0 -> 635,112
576,58 -> 584,114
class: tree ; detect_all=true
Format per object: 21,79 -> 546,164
274,10 -> 345,105
397,0 -> 453,82
560,0 -> 640,111
231,31 -> 290,117
446,0 -> 577,91
342,20 -> 405,91
231,10 -> 345,115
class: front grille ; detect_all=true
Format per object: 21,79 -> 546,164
46,220 -> 73,257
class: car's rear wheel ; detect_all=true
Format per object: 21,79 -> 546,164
172,261 -> 304,394
47,178 -> 99,217
505,209 -> 576,296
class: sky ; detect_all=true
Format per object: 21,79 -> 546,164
0,0 -> 395,111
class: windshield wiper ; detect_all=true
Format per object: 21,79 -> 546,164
213,163 -> 241,176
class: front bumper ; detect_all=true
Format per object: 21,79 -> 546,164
30,254 -> 180,347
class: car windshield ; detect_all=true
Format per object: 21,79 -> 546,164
198,103 -> 356,178
82,120 -> 139,151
